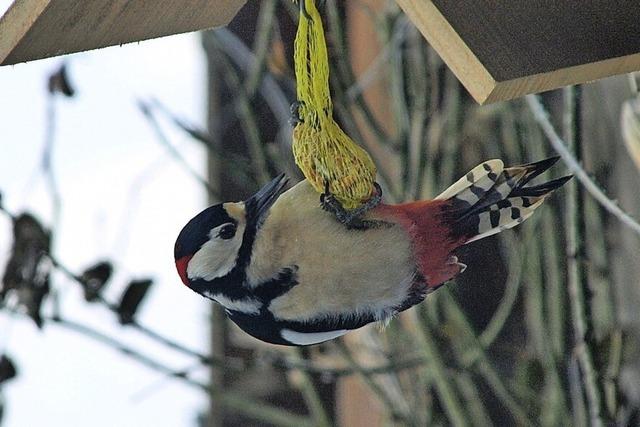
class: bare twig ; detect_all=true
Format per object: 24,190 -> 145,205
525,94 -> 640,236
52,314 -> 207,386
628,72 -> 640,95
345,17 -> 411,103
46,314 -> 313,427
442,291 -> 534,427
137,100 -> 219,199
454,373 -> 493,427
477,232 -> 525,348
291,349 -> 332,427
147,98 -> 256,184
244,0 -> 279,97
324,0 -> 392,147
568,354 -> 588,427
262,350 -> 424,378
0,203 -> 223,368
205,29 -> 291,127
334,340 -> 417,425
409,316 -> 470,427
562,86 -> 604,427
46,255 -> 221,366
206,36 -> 273,185
43,95 -> 62,232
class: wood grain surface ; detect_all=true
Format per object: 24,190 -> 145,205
0,0 -> 246,65
396,0 -> 640,103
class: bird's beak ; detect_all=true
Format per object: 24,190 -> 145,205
245,174 -> 288,228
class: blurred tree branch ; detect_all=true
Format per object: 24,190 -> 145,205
526,94 -> 640,236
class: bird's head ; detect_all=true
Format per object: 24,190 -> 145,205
174,174 -> 288,295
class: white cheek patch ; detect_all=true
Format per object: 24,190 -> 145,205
187,227 -> 243,282
280,328 -> 348,345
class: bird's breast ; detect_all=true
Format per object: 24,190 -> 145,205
246,181 -> 417,323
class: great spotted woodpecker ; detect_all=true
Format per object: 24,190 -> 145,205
174,157 -> 570,346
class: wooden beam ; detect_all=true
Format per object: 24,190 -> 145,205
0,0 -> 246,65
395,0 -> 640,104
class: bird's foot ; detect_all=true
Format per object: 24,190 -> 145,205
446,255 -> 467,274
289,100 -> 304,127
321,182 -> 388,230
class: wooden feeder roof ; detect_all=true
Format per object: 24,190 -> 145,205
0,0 -> 246,66
396,0 -> 640,104
2,0 -> 639,104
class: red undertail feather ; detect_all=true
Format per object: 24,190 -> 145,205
376,199 -> 465,288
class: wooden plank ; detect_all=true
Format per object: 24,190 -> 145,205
395,0 -> 640,104
394,0 -> 495,103
0,0 -> 246,65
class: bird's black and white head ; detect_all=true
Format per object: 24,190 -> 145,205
174,175 -> 288,302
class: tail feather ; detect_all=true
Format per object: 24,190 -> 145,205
510,175 -> 573,198
457,165 -> 527,221
436,159 -> 504,201
466,196 -> 544,243
516,156 -> 561,186
438,157 -> 571,244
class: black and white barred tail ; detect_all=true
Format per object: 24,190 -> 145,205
436,157 -> 572,243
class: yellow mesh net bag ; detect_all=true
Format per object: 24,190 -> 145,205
292,0 -> 377,210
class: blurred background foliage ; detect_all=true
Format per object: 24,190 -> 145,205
2,1 -> 640,426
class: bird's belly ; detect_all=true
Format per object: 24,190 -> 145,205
268,254 -> 417,323
248,181 -> 417,323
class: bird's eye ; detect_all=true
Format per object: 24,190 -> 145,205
217,223 -> 236,240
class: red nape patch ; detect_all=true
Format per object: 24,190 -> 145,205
374,200 -> 465,288
175,255 -> 193,286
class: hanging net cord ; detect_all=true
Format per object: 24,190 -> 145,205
292,0 -> 377,210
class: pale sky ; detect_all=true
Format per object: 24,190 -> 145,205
0,31 -> 214,426
0,2 -> 11,16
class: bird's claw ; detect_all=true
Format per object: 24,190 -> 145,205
446,255 -> 467,273
289,100 -> 304,127
321,182 -> 388,230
